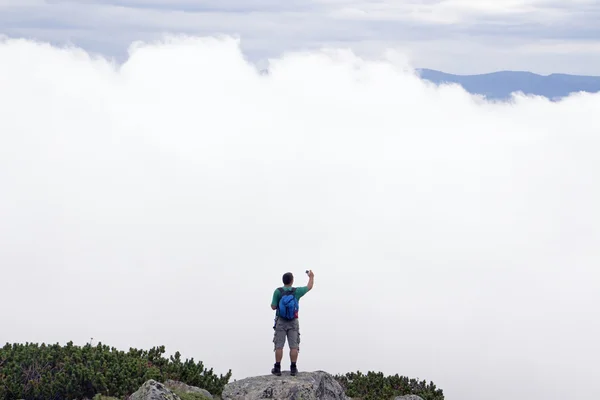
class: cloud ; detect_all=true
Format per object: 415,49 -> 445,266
1,0 -> 600,74
1,35 -> 599,400
89,0 -> 316,12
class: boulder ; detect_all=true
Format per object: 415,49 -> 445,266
127,380 -> 180,400
164,379 -> 214,399
394,396 -> 424,400
221,370 -> 350,400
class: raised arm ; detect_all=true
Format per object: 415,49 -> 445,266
306,270 -> 314,290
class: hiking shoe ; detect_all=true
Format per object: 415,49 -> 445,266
271,364 -> 281,376
290,364 -> 298,376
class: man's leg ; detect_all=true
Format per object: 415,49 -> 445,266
288,320 -> 300,376
272,320 -> 286,376
290,348 -> 298,362
275,348 -> 283,363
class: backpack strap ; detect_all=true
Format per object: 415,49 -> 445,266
278,287 -> 296,294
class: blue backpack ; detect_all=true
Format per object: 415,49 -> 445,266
277,287 -> 299,320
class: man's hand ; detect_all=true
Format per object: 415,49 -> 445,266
307,269 -> 314,290
307,270 -> 314,278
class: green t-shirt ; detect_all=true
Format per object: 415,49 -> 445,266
271,286 -> 309,317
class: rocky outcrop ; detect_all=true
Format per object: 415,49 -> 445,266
123,374 -> 426,400
127,379 -> 214,400
220,370 -> 349,400
127,380 -> 180,400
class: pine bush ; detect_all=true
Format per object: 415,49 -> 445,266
0,341 -> 232,400
334,370 -> 444,400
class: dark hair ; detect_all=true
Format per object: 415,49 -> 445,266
282,272 -> 293,285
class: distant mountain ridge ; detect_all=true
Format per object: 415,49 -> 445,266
416,68 -> 600,100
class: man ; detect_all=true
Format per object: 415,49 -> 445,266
270,270 -> 314,376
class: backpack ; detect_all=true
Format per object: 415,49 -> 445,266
277,287 -> 299,320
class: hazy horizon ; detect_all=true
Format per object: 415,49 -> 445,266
2,0 -> 600,75
1,35 -> 599,400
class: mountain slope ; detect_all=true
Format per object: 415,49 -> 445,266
416,68 -> 600,100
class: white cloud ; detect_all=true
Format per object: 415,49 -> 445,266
0,36 -> 599,400
318,0 -> 589,24
0,0 -> 44,5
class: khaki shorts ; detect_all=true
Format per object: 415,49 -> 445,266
273,317 -> 301,350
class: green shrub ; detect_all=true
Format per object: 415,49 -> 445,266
170,388 -> 212,400
334,370 -> 444,400
0,341 -> 232,400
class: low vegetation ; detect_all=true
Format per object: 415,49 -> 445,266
0,341 -> 231,400
0,341 -> 444,400
334,370 -> 444,400
169,390 -> 213,400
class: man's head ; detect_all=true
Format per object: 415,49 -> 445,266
282,272 -> 294,286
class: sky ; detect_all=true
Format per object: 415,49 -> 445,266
1,34 -> 599,400
1,0 -> 600,75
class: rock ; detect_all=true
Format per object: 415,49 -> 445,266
164,379 -> 214,399
127,380 -> 180,400
221,370 -> 349,400
394,396 -> 424,400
